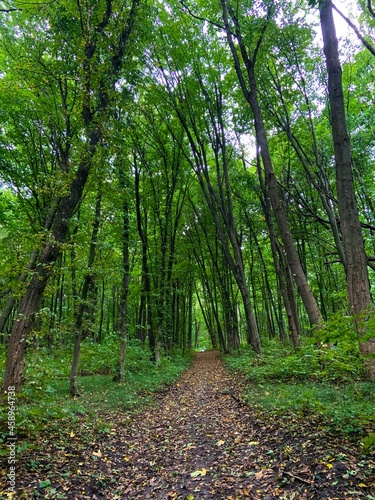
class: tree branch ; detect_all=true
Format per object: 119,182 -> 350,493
179,0 -> 225,31
367,0 -> 375,19
332,3 -> 375,57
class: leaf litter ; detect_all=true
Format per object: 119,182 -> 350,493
1,350 -> 374,499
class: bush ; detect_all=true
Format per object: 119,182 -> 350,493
224,331 -> 374,439
227,313 -> 365,384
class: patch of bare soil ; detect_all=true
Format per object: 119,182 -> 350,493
1,350 -> 374,499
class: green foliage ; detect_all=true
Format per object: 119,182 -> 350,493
225,338 -> 374,439
362,432 -> 375,453
313,312 -> 359,347
226,333 -> 363,384
13,336 -> 187,397
0,345 -> 192,444
239,380 -> 375,436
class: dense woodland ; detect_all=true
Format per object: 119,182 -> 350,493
1,0 -> 375,401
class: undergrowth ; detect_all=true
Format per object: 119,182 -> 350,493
225,334 -> 375,450
0,338 -> 192,452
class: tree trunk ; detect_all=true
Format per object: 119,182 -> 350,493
1,0 -> 141,396
114,168 -> 131,383
70,330 -> 81,398
2,240 -> 61,393
69,189 -> 102,396
0,296 -> 16,336
319,0 -> 375,379
221,0 -> 323,329
0,248 -> 40,334
134,158 -> 156,361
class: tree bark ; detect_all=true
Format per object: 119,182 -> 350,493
134,158 -> 156,361
1,0 -> 141,396
319,0 -> 375,379
114,168 -> 131,383
3,165 -> 90,394
221,0 -> 323,329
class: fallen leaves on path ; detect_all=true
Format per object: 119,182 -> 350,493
1,351 -> 374,499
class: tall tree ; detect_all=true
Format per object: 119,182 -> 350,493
2,0 -> 142,395
319,0 -> 375,379
70,187 -> 102,397
219,0 -> 323,329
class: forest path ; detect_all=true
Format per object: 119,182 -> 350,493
68,350 -> 371,499
8,350 -> 374,499
115,350 -> 255,499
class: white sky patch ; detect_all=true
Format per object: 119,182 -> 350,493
312,0 -> 364,53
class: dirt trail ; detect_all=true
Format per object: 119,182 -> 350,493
5,350 -> 375,499
115,350 -> 255,498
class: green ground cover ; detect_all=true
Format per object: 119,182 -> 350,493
225,339 -> 375,451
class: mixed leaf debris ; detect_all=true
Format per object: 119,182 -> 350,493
1,350 -> 374,499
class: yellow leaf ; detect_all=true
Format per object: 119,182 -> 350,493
326,463 -> 333,469
359,483 -> 367,487
77,469 -> 81,474
70,431 -> 75,437
186,495 -> 194,500
190,468 -> 207,477
216,440 -> 225,446
124,456 -> 130,461
248,441 -> 259,445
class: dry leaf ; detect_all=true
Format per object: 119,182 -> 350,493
190,468 -> 207,477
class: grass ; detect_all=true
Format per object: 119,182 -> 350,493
0,339 -> 192,451
224,339 -> 375,444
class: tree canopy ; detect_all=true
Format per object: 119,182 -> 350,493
1,0 -> 375,395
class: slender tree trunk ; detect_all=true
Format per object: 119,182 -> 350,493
97,277 -> 105,344
137,292 -> 147,342
261,190 -> 301,347
0,297 -> 15,337
0,248 -> 40,334
134,159 -> 156,360
187,278 -> 193,350
70,189 -> 102,396
114,169 -> 131,383
319,0 -> 375,379
221,0 -> 323,329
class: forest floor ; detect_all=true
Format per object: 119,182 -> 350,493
1,350 -> 374,499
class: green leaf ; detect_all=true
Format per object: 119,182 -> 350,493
38,479 -> 51,488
